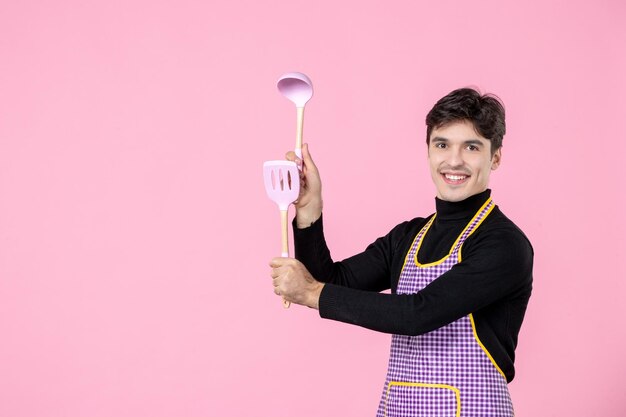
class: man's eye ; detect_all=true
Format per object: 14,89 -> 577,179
467,145 -> 479,151
435,143 -> 446,149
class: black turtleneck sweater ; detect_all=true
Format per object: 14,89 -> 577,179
293,189 -> 533,382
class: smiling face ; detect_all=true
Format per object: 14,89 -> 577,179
428,120 -> 501,202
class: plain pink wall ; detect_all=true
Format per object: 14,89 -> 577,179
1,0 -> 625,416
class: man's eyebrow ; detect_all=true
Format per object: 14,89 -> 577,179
464,139 -> 486,146
431,137 -> 486,146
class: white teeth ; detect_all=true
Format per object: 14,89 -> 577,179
445,174 -> 467,181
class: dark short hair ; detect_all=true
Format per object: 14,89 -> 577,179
425,88 -> 506,155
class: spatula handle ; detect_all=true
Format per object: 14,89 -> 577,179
281,209 -> 289,257
280,209 -> 291,308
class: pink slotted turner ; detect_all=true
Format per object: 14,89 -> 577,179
263,160 -> 301,308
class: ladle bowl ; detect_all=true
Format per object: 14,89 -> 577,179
277,72 -> 313,108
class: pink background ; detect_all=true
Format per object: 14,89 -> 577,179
1,0 -> 625,416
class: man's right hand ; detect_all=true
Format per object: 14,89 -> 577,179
286,143 -> 323,229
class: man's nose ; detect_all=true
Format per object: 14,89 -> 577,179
447,147 -> 464,167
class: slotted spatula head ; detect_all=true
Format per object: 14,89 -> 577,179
263,160 -> 300,211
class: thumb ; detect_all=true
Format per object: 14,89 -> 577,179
269,257 -> 290,268
301,143 -> 318,172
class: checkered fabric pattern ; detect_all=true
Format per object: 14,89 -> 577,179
376,200 -> 514,417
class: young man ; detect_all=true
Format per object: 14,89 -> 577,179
269,88 -> 533,417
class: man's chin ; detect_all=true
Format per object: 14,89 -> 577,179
437,188 -> 471,203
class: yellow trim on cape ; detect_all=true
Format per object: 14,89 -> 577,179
458,200 -> 495,262
469,313 -> 507,379
414,197 -> 494,267
397,214 -> 435,274
385,381 -> 461,417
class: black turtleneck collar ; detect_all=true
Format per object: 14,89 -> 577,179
435,189 -> 492,221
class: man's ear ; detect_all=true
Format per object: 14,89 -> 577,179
491,148 -> 502,170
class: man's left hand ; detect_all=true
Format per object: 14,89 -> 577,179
269,258 -> 324,309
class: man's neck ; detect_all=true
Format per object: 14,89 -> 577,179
435,189 -> 491,221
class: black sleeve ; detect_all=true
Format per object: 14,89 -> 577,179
293,213 -> 420,293
317,226 -> 534,336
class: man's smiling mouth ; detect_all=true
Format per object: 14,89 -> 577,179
442,173 -> 469,184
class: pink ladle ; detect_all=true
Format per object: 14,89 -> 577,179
277,72 -> 313,159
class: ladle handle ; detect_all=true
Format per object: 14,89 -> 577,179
295,107 -> 304,159
280,209 -> 291,309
